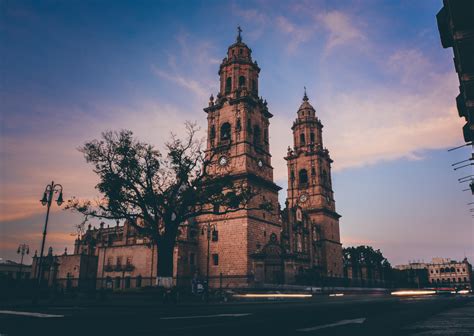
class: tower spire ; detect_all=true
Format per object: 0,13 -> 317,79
237,25 -> 242,42
303,86 -> 308,101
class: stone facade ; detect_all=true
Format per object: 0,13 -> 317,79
43,29 -> 345,290
282,91 -> 343,278
395,258 -> 473,289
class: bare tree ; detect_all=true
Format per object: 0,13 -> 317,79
67,122 -> 270,285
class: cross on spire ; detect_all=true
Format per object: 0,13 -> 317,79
303,86 -> 308,101
237,25 -> 242,42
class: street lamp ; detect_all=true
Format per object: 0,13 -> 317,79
37,181 -> 63,289
201,223 -> 217,299
17,243 -> 29,280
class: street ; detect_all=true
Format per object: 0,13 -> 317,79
1,294 -> 473,335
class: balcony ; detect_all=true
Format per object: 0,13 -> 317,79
104,264 -> 135,272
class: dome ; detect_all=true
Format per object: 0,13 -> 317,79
297,89 -> 316,118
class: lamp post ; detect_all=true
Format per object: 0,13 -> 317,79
37,181 -> 63,290
17,243 -> 29,280
201,223 -> 216,300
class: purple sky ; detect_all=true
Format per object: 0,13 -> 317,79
1,0 -> 472,266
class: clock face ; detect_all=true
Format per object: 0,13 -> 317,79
299,193 -> 308,203
257,160 -> 263,168
218,156 -> 228,166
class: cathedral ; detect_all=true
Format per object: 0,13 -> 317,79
34,29 -> 343,290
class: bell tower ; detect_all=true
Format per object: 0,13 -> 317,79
284,90 -> 343,277
197,28 -> 282,287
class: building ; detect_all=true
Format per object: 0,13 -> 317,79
0,260 -> 32,280
31,246 -> 97,290
437,0 -> 474,144
38,29 -> 344,290
427,257 -> 472,289
395,258 -> 472,289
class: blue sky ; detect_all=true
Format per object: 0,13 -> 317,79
1,0 -> 472,265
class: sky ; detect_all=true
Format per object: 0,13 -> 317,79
1,0 -> 472,266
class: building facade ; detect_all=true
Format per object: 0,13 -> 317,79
38,29 -> 344,290
395,258 -> 472,289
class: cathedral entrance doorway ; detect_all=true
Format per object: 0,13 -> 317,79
262,234 -> 284,284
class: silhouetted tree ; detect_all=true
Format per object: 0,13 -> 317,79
66,123 -> 271,285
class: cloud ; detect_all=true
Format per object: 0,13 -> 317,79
268,47 -> 462,176
316,10 -> 367,54
151,65 -> 209,101
275,16 -> 313,53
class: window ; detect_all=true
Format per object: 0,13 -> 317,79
239,48 -> 243,55
253,125 -> 261,146
125,277 -> 131,289
310,132 -> 315,143
220,122 -> 231,140
252,80 -> 257,93
189,253 -> 195,266
450,267 -> 455,273
126,257 -> 132,266
107,257 -> 113,266
300,133 -> 305,145
213,204 -> 220,214
458,278 -> 461,282
225,77 -> 232,94
239,76 -> 246,87
115,277 -> 121,289
290,170 -> 295,181
299,169 -> 308,185
212,254 -> 219,266
464,277 -> 467,282
116,257 -> 122,266
311,167 -> 316,176
212,230 -> 219,242
236,118 -> 241,131
264,129 -> 268,143
430,270 -> 433,274
210,125 -> 216,139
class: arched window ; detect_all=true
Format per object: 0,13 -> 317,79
300,133 -> 305,145
252,80 -> 257,93
125,277 -> 131,289
239,76 -> 246,87
220,123 -> 231,141
247,118 -> 252,132
299,169 -> 308,185
445,267 -> 450,273
115,276 -> 121,289
225,77 -> 232,94
310,132 -> 315,143
210,125 -> 216,139
253,125 -> 261,146
236,118 -> 241,131
450,267 -> 455,273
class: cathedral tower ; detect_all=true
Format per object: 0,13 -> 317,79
196,28 -> 281,286
284,91 -> 343,277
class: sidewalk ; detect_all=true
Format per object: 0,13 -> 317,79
404,298 -> 474,335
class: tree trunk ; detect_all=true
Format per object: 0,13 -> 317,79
156,240 -> 175,288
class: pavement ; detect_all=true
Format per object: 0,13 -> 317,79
403,300 -> 474,335
0,293 -> 473,335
